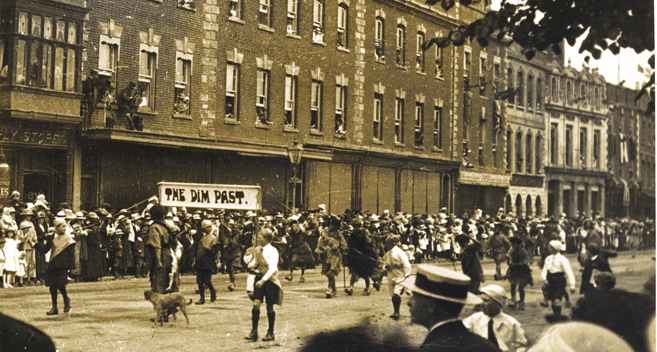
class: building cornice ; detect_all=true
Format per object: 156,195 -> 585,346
544,166 -> 609,179
373,0 -> 459,30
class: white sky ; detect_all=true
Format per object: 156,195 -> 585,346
489,0 -> 654,90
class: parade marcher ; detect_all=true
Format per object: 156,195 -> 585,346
382,234 -> 411,320
219,216 -> 242,291
579,242 -> 616,294
405,265 -> 498,352
540,240 -> 576,321
462,285 -> 528,352
488,224 -> 511,280
285,216 -> 315,283
244,228 -> 283,342
506,237 -> 533,310
194,220 -> 219,305
34,211 -> 49,284
344,218 -> 380,296
315,215 -> 347,298
455,233 -> 484,295
35,218 -> 75,315
145,205 -> 173,294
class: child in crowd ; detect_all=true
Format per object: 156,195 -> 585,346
541,240 -> 576,321
0,238 -> 5,287
16,251 -> 27,287
507,237 -> 533,310
3,229 -> 20,288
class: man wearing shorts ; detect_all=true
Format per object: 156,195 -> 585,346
382,234 -> 411,320
245,229 -> 283,342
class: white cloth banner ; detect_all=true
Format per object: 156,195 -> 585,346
158,182 -> 261,210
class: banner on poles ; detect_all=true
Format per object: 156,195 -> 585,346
158,182 -> 261,210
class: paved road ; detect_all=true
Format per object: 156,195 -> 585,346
0,250 -> 653,351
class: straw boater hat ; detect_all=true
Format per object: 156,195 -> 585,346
404,264 -> 482,305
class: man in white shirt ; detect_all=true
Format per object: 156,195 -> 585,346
382,235 -> 411,320
463,285 -> 527,352
245,229 -> 283,342
541,240 -> 576,321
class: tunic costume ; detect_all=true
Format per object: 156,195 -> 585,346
287,227 -> 315,269
195,231 -> 220,294
346,228 -> 379,279
459,242 -> 485,294
382,245 -> 411,297
35,233 -> 76,288
507,246 -> 534,287
315,228 -> 347,278
145,221 -> 174,293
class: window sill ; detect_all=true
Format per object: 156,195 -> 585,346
283,126 -> 299,133
334,132 -> 347,139
432,147 -> 443,153
258,24 -> 274,33
148,0 -> 163,3
312,40 -> 326,47
375,58 -> 386,64
416,70 -> 426,75
396,64 -> 407,71
177,4 -> 197,12
286,33 -> 301,40
414,145 -> 425,150
310,129 -> 323,136
225,118 -> 240,125
255,122 -> 271,129
394,142 -> 405,147
435,75 -> 445,81
173,113 -> 191,120
372,138 -> 383,145
137,107 -> 156,116
228,17 -> 245,24
337,46 -> 350,53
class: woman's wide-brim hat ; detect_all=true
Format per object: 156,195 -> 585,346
19,209 -> 34,217
404,264 -> 482,305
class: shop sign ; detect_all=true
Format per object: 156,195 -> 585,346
0,127 -> 71,147
158,182 -> 261,210
459,170 -> 511,187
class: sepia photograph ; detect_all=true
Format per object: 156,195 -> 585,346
0,0 -> 654,350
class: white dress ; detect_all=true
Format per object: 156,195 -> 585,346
3,238 -> 19,272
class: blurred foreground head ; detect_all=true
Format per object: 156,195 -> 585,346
527,322 -> 633,352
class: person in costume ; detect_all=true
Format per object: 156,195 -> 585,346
35,218 -> 76,315
194,220 -> 219,304
382,234 -> 411,320
244,228 -> 283,342
315,215 -> 347,298
506,236 -> 533,310
285,216 -> 315,283
344,218 -> 380,296
540,240 -> 576,321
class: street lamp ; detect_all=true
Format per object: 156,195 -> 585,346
287,139 -> 304,215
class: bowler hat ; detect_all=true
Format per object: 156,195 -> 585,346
404,264 -> 482,305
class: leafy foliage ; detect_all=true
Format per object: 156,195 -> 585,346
423,0 -> 655,114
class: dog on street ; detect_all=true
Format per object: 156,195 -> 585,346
144,290 -> 191,327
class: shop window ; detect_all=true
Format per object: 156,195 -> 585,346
335,85 -> 346,135
313,0 -> 324,43
416,32 -> 424,73
225,64 -> 239,120
284,75 -> 297,127
287,0 -> 298,35
435,45 -> 444,79
375,17 -> 384,60
415,102 -> 424,147
138,50 -> 157,111
259,0 -> 271,28
337,5 -> 348,48
396,25 -> 405,66
434,106 -> 442,148
173,57 -> 191,116
229,0 -> 242,19
256,69 -> 270,124
310,80 -> 322,131
395,97 -> 404,143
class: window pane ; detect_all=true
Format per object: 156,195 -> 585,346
175,58 -> 183,83
56,20 -> 66,41
54,47 -> 64,90
139,51 -> 149,76
44,18 -> 53,40
314,1 -> 322,24
18,12 -> 28,35
28,42 -> 40,86
41,44 -> 51,88
66,49 -> 76,91
15,40 -> 27,84
31,15 -> 42,37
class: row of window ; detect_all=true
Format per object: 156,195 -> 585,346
549,123 -> 602,170
549,76 -> 603,110
505,130 -> 544,175
371,95 -> 444,149
505,67 -> 544,111
0,11 -> 81,91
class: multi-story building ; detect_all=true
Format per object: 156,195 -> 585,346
544,61 -> 608,218
605,84 -> 654,218
497,41 -> 550,218
0,0 -> 89,207
2,0 -> 505,214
